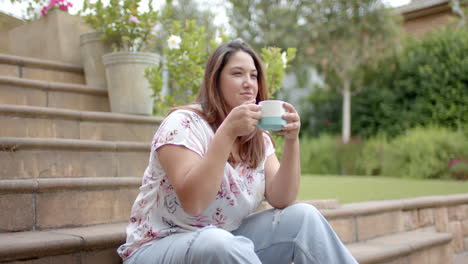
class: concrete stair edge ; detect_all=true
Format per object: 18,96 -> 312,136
0,137 -> 150,152
0,76 -> 105,95
0,104 -> 164,124
348,230 -> 453,264
320,194 -> 468,219
0,223 -> 452,263
0,222 -> 126,262
0,177 -> 141,194
0,53 -> 83,73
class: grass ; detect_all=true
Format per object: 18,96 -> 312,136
298,175 -> 468,204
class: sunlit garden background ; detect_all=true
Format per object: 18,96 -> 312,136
4,0 -> 467,203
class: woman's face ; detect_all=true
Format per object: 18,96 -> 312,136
219,51 -> 258,110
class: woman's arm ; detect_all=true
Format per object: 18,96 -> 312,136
157,102 -> 261,216
264,102 -> 301,208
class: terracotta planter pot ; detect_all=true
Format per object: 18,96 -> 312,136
102,52 -> 159,115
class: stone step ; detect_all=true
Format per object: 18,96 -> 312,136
0,76 -> 109,112
0,222 -> 126,264
0,177 -> 140,232
0,104 -> 162,142
348,230 -> 452,264
0,221 -> 452,264
0,53 -> 85,85
319,194 -> 468,245
0,137 -> 150,180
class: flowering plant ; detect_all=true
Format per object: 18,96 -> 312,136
146,20 -> 218,115
41,0 -> 73,16
9,0 -> 72,20
81,0 -> 159,52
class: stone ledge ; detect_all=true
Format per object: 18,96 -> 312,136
0,76 -> 105,95
0,53 -> 83,73
0,222 -> 126,262
348,230 -> 452,264
0,177 -> 141,194
0,137 -> 150,152
0,104 -> 164,124
0,223 -> 452,263
321,194 -> 468,219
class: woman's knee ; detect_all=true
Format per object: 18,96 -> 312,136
189,227 -> 255,260
285,203 -> 321,219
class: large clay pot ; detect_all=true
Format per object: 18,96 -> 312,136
102,52 -> 159,115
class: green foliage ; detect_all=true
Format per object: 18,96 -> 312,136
383,126 -> 468,179
358,126 -> 468,179
271,133 -> 284,161
354,28 -> 468,138
356,134 -> 390,176
299,87 -> 341,136
300,134 -> 340,175
301,126 -> 468,180
146,19 -> 212,115
81,0 -> 159,52
449,159 -> 468,180
157,0 -> 219,54
260,47 -> 296,98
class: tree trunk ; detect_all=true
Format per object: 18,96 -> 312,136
342,79 -> 351,144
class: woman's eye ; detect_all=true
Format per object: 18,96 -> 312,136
251,75 -> 257,79
233,72 -> 242,76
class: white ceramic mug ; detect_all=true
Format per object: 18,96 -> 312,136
258,100 -> 287,131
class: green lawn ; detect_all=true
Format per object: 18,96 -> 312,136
298,175 -> 468,204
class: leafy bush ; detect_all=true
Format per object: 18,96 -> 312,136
358,126 -> 468,179
449,158 -> 468,180
384,126 -> 468,179
300,134 -> 340,175
300,87 -> 341,136
356,134 -> 389,176
354,28 -> 468,138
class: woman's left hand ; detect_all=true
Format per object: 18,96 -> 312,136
277,102 -> 301,140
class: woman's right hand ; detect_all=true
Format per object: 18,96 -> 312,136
221,100 -> 261,138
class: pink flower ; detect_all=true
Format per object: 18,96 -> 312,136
58,5 -> 69,11
41,0 -> 73,17
129,15 -> 140,24
41,6 -> 48,16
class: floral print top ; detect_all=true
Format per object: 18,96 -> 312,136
117,109 -> 275,260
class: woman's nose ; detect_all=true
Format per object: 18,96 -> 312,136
243,75 -> 255,87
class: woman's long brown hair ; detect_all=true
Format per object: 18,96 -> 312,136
174,39 -> 269,168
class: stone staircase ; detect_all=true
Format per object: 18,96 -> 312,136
0,53 -> 467,263
0,54 -> 161,263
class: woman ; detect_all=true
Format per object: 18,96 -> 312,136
118,39 -> 357,264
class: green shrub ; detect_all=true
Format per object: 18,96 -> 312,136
354,28 -> 468,138
299,127 -> 468,180
449,158 -> 468,180
356,134 -> 390,176
300,134 -> 340,175
380,126 -> 468,179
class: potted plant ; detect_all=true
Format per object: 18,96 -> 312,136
81,0 -> 160,115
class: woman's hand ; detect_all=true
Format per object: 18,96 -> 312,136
277,102 -> 301,140
221,100 -> 261,138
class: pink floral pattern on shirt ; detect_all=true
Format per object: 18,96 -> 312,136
117,109 -> 275,260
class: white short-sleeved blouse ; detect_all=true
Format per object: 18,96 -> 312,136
117,109 -> 275,260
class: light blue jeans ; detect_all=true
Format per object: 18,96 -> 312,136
123,203 -> 358,264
